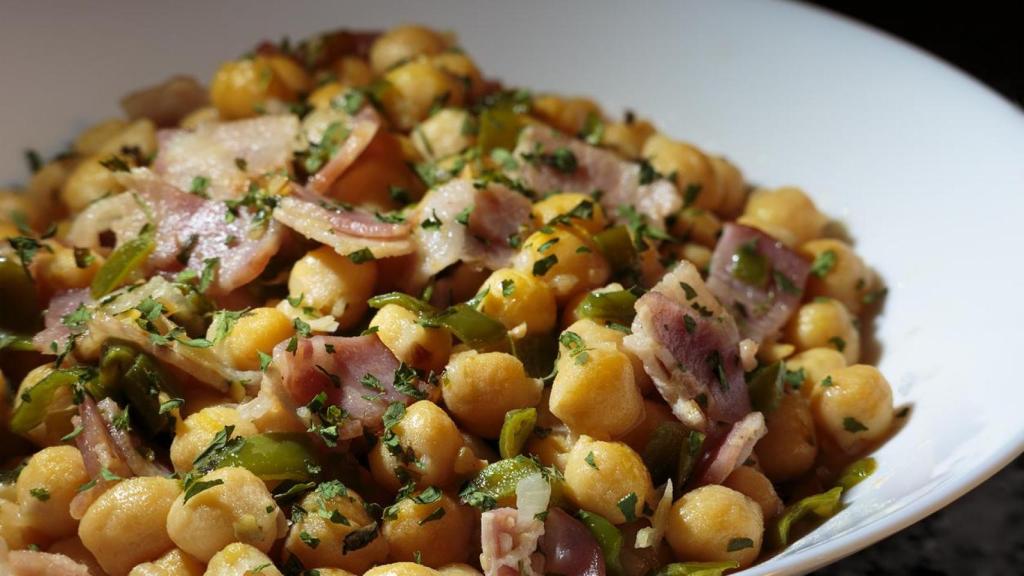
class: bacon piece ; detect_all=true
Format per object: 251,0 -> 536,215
32,289 -> 91,353
153,115 -> 299,200
480,507 -> 545,576
95,398 -> 167,477
7,550 -> 92,576
70,397 -> 133,518
513,125 -> 680,228
707,223 -> 811,342
538,508 -> 605,576
624,261 -> 750,431
273,192 -> 414,259
411,179 -> 532,284
275,335 -> 434,440
695,412 -> 767,486
308,107 -> 381,194
120,75 -> 208,127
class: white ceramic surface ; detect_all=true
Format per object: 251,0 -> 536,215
3,0 -> 1023,573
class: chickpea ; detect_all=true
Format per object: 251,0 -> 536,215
564,436 -> 653,524
437,564 -> 482,576
29,159 -> 74,213
532,95 -> 603,136
381,59 -> 464,131
562,318 -> 652,395
370,25 -> 450,73
666,485 -> 763,568
1,498 -> 34,549
284,485 -> 387,573
383,493 -> 473,566
97,118 -> 158,157
308,81 -> 348,110
0,190 -> 41,230
166,466 -> 286,563
365,563 -> 441,576
709,156 -> 747,219
369,401 -> 464,492
722,466 -> 783,520
333,56 -> 374,87
531,192 -> 607,235
740,187 -> 827,247
784,298 -> 860,364
602,118 -> 655,159
754,393 -> 818,482
15,364 -> 77,447
550,344 -> 644,439
79,476 -> 181,576
330,131 -> 424,210
442,350 -> 543,438
288,246 -> 378,330
525,423 -> 574,472
205,543 -> 282,576
512,225 -> 610,303
619,399 -> 675,454
476,268 -> 557,334
812,365 -> 894,454
210,56 -> 306,120
312,571 -> 358,576
642,135 -> 718,212
786,347 -> 847,400
16,446 -> 88,539
74,118 -> 130,155
413,108 -> 476,160
61,156 -> 124,213
36,244 -> 104,292
670,208 -> 722,248
429,53 -> 485,100
370,304 -> 452,373
170,406 -> 258,473
675,242 -> 713,273
128,548 -> 205,576
800,239 -> 871,315
221,307 -> 295,371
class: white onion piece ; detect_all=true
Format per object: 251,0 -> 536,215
516,472 -> 551,526
635,479 -> 674,549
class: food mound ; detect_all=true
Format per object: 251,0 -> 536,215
0,24 -> 896,576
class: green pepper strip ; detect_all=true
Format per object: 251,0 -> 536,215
577,510 -> 624,576
593,226 -> 638,273
463,455 -> 565,508
509,333 -> 558,379
642,422 -> 706,489
675,429 -> 706,489
836,457 -> 876,491
498,408 -> 537,459
368,292 -> 507,349
99,340 -> 180,437
220,433 -> 319,481
730,239 -> 769,287
0,329 -> 35,352
746,361 -> 784,414
478,98 -> 522,154
367,292 -> 438,316
652,561 -> 741,576
576,289 -> 641,325
775,486 -> 844,546
9,367 -> 97,434
91,231 -> 155,298
0,255 -> 41,332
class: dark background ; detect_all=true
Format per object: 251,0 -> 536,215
807,2 -> 1023,574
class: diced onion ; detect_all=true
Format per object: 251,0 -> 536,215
635,479 -> 673,549
515,472 -> 550,526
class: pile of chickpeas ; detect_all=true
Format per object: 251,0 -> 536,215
0,23 -> 898,576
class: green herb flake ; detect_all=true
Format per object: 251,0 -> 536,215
299,531 -> 320,549
347,248 -> 375,264
189,175 -> 211,198
810,249 -> 837,277
182,478 -> 224,503
843,416 -> 868,433
29,487 -> 50,501
726,537 -> 754,552
584,451 -> 599,470
532,254 -> 558,276
418,506 -> 447,525
828,336 -> 846,352
617,492 -> 638,522
257,351 -> 273,372
500,278 -> 515,297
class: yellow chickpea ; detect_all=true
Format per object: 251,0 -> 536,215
1,497 -> 37,549
284,485 -> 387,574
531,192 -> 607,235
562,318 -> 652,395
412,108 -> 476,160
800,239 -> 871,315
442,350 -> 543,438
437,564 -> 482,576
476,268 -> 557,334
16,446 -> 88,540
564,436 -> 653,524
532,95 -> 604,136
370,25 -> 450,73
382,493 -> 474,566
812,365 -> 894,454
29,159 -> 74,214
61,156 -> 124,213
429,52 -> 484,99
369,400 -> 464,492
642,135 -> 719,212
602,118 -> 656,159
784,298 -> 860,364
165,467 -> 286,563
618,399 -> 676,454
675,242 -> 713,273
205,542 -> 283,576
330,131 -> 425,210
128,548 -> 205,576
550,344 -> 644,440
73,118 -> 131,155
365,563 -> 441,576
97,118 -> 158,157
308,81 -> 348,110
709,156 -> 747,219
312,570 -> 359,576
512,225 -> 610,303
740,186 -> 827,247
786,347 -> 847,400
180,106 -> 219,130
210,56 -> 306,120
170,406 -> 258,473
370,304 -> 452,373
0,190 -> 40,229
670,208 -> 722,248
221,307 -> 295,371
722,466 -> 783,521
35,244 -> 104,292
753,392 -> 818,482
289,246 -> 378,330
381,59 -> 464,131
15,364 -> 78,447
665,485 -> 764,568
333,56 -> 374,87
79,476 -> 182,576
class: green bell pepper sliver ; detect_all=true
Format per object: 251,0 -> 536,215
467,455 -> 565,507
775,486 -> 844,546
675,429 -> 706,489
730,240 -> 769,287
9,367 -> 97,434
498,408 -> 537,459
99,340 -> 180,437
836,457 -> 876,491
478,99 -> 522,154
577,510 -> 624,576
592,226 -> 637,273
509,333 -> 558,379
0,329 -> 35,352
91,231 -> 155,298
577,289 -> 640,325
642,421 -> 687,487
651,561 -> 741,576
0,255 -> 42,332
746,361 -> 784,414
367,292 -> 507,348
367,292 -> 438,316
219,433 -> 319,481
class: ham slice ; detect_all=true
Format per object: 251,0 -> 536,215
480,507 -> 546,576
120,75 -> 208,127
275,335 -> 434,440
624,261 -> 750,431
70,396 -> 133,519
32,289 -> 91,353
695,411 -> 767,486
308,106 -> 382,194
707,223 -> 811,342
513,125 -> 680,228
153,115 -> 300,200
7,550 -> 92,576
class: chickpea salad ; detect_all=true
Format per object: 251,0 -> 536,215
0,24 -> 896,576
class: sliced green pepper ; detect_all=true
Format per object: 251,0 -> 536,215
0,255 -> 41,332
643,422 -> 705,488
0,329 -> 35,352
730,240 -> 768,287
577,288 -> 641,325
219,433 -> 319,481
774,486 -> 844,546
367,292 -> 438,316
836,457 -> 876,491
593,226 -> 638,273
99,340 -> 180,436
652,561 -> 740,576
509,333 -> 558,379
577,510 -> 624,576
431,304 -> 507,348
498,408 -> 537,459
9,367 -> 97,434
461,455 -> 565,509
478,98 -> 522,154
746,361 -> 784,414
91,231 -> 155,298
676,429 -> 706,488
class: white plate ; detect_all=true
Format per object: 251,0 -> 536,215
3,0 -> 1023,573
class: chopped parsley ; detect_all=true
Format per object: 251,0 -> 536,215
347,248 -> 375,264
727,537 -> 754,552
182,478 -> 224,503
500,278 -> 515,297
189,175 -> 211,198
532,254 -> 558,276
810,249 -> 838,277
617,492 -> 638,522
29,487 -> 50,501
559,331 -> 590,365
843,416 -> 868,433
73,247 -> 95,268
455,206 -> 472,226
522,146 -> 578,174
418,506 -> 446,525
584,451 -> 599,470
393,363 -> 426,399
828,336 -> 847,352
420,210 -> 443,230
